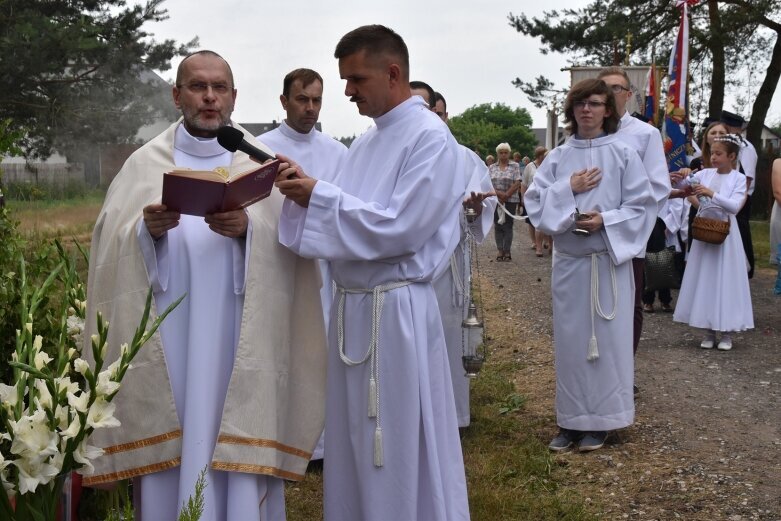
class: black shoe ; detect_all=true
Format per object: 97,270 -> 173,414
633,384 -> 639,396
578,431 -> 608,452
548,428 -> 582,452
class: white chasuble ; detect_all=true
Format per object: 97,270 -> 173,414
524,134 -> 655,431
433,146 -> 495,428
83,120 -> 327,521
135,125 -> 284,521
279,97 -> 471,521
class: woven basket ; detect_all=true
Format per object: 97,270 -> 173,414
692,215 -> 730,244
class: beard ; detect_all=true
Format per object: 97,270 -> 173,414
181,104 -> 233,137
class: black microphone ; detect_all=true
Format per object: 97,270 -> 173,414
217,126 -> 276,162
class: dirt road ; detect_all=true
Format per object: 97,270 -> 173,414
477,226 -> 780,520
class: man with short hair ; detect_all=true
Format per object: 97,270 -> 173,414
433,91 -> 448,121
275,25 -> 470,520
410,79 -> 436,109
84,50 -> 326,520
257,67 -> 347,463
598,67 -> 671,358
721,110 -> 756,278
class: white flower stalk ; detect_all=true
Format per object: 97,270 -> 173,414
13,454 -> 60,494
96,368 -> 121,397
33,350 -> 52,372
73,358 -> 90,375
86,397 -> 120,429
54,376 -> 80,396
67,390 -> 90,413
31,335 -> 43,355
72,439 -> 104,475
10,408 -> 59,461
33,379 -> 53,410
61,414 -> 82,440
0,382 -> 18,409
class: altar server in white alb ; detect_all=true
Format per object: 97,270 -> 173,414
275,25 -> 470,521
428,89 -> 496,430
258,67 -> 347,462
597,67 -> 671,355
83,50 -> 326,520
673,134 -> 754,350
524,78 -> 655,453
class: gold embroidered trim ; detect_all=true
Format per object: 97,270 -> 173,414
211,461 -> 303,481
217,435 -> 311,459
82,458 -> 181,485
102,430 -> 182,455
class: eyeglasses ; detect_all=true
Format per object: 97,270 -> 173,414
177,82 -> 232,94
609,84 -> 631,93
573,100 -> 607,109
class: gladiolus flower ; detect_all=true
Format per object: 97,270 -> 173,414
10,408 -> 59,461
67,390 -> 90,413
33,350 -> 52,370
73,358 -> 90,375
86,397 -> 120,429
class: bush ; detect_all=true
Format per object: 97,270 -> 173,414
0,207 -> 63,384
3,178 -> 92,201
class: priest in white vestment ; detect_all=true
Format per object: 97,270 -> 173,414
525,78 -> 655,453
82,51 -> 326,521
258,68 -> 347,461
276,26 -> 470,520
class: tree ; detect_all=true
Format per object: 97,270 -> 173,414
508,0 -> 781,151
0,0 -> 196,162
448,103 -> 537,159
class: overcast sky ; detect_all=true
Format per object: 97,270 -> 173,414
146,0 -> 781,139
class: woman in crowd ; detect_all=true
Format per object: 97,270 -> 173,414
524,78 -> 654,452
673,134 -> 753,349
770,158 -> 781,294
489,142 -> 522,261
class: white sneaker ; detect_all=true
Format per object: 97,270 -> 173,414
700,339 -> 714,349
717,338 -> 733,351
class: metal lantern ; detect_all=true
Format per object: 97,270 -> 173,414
461,215 -> 487,378
462,300 -> 485,378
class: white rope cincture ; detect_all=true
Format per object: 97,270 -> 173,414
587,252 -> 617,361
554,250 -> 617,361
496,202 -> 528,221
336,280 -> 413,467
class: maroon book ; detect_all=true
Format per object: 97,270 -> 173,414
162,160 -> 280,216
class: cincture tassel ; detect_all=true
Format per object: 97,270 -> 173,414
587,253 -> 617,362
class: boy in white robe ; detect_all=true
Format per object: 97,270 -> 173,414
525,78 -> 655,453
276,25 -> 470,521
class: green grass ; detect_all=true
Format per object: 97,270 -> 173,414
285,360 -> 596,521
462,361 -> 597,521
751,220 -> 774,269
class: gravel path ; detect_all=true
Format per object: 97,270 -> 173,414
476,220 -> 781,520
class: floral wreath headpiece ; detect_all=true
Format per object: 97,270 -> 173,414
713,134 -> 742,147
